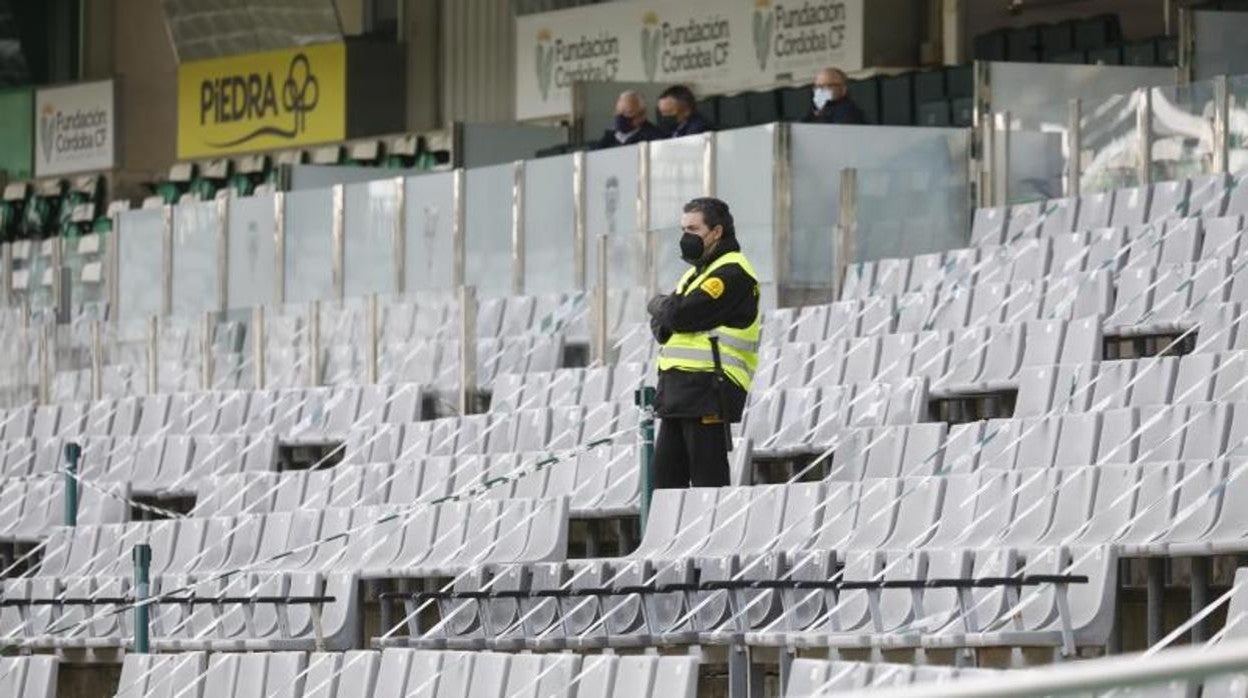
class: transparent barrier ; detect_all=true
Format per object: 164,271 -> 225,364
585,144 -> 641,289
227,194 -> 277,310
1150,81 -> 1216,182
1228,75 -> 1248,173
715,125 -> 776,285
116,208 -> 165,334
1193,9 -> 1248,81
1080,90 -> 1143,194
284,188 -> 335,304
171,200 -> 220,321
649,134 -> 708,290
63,232 -> 109,316
344,179 -> 399,298
404,171 -> 456,292
464,163 -> 515,299
523,154 -> 575,295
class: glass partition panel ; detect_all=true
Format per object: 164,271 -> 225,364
404,171 -> 456,292
522,153 -> 575,294
63,232 -> 109,314
171,200 -> 220,321
1080,90 -> 1142,194
344,178 -> 399,298
1006,128 -> 1065,203
1230,75 -> 1248,173
715,125 -> 775,283
790,124 -> 971,291
284,188 -> 335,304
227,194 -> 277,310
116,208 -> 165,334
585,144 -> 640,289
649,134 -> 707,291
464,163 -> 515,299
1193,10 -> 1248,81
1150,81 -> 1216,182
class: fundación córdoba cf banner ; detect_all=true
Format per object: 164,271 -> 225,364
516,0 -> 864,120
34,80 -> 116,177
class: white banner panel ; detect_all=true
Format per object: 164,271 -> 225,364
517,0 -> 864,120
35,80 -> 116,176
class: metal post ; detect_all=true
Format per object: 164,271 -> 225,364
274,192 -> 286,304
132,544 -> 151,654
637,142 -> 653,293
573,150 -> 587,291
252,305 -> 266,390
63,442 -> 80,526
511,160 -> 526,295
331,183 -> 345,300
458,286 -> 477,414
997,110 -> 1011,206
1,243 -> 10,309
160,205 -> 173,317
201,311 -> 214,390
592,233 -> 610,365
367,293 -> 379,383
49,238 -> 63,321
216,196 -> 228,312
635,386 -> 656,532
308,300 -> 321,387
38,323 -> 50,405
1214,75 -> 1230,175
1066,98 -> 1082,197
452,168 -> 466,289
146,315 -> 158,394
1178,7 -> 1194,84
834,168 -> 858,301
772,123 -> 792,299
702,131 -> 717,197
89,319 -> 102,401
1137,88 -> 1154,186
393,176 -> 406,295
107,210 -> 121,322
1191,557 -> 1211,642
1146,557 -> 1165,645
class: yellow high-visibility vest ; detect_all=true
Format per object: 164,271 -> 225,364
656,250 -> 761,391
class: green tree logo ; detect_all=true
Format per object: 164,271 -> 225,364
535,28 -> 556,100
752,0 -> 774,70
641,12 -> 661,82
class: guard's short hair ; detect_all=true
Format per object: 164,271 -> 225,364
659,84 -> 698,110
683,197 -> 735,238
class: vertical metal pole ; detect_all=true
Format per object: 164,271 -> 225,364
50,238 -> 63,321
592,233 -> 609,365
89,319 -> 102,401
637,142 -> 653,293
1138,88 -> 1154,186
702,131 -> 717,197
1214,75 -> 1230,175
834,168 -> 858,301
393,176 -> 406,295
331,183 -> 345,301
772,123 -> 792,300
1178,8 -> 1194,84
146,315 -> 158,394
160,205 -> 172,317
367,293 -> 379,384
1066,98 -> 1083,197
274,192 -> 287,305
973,61 -> 991,209
572,150 -> 587,291
200,311 -> 214,390
308,300 -> 321,387
107,210 -> 121,323
1191,556 -> 1211,642
1147,557 -> 1165,645
511,160 -> 526,296
635,386 -> 656,533
132,544 -> 151,654
1,243 -> 10,309
997,110 -> 1011,206
38,323 -> 50,405
452,168 -> 466,289
63,442 -> 80,526
252,305 -> 266,390
216,196 -> 228,312
458,286 -> 477,414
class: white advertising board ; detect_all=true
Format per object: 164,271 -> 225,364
35,79 -> 116,176
517,0 -> 864,120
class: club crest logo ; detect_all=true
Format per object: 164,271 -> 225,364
640,12 -> 661,82
535,28 -> 556,100
752,0 -> 774,70
38,104 -> 56,163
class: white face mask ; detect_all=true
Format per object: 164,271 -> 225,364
813,87 -> 834,110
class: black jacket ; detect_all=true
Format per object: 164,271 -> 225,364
804,96 -> 866,125
668,111 -> 713,138
648,238 -> 759,422
594,121 -> 665,149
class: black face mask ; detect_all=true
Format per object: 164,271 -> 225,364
614,113 -> 635,133
680,232 -> 704,263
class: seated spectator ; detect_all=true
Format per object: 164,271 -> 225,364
804,67 -> 866,125
595,91 -> 665,149
657,85 -> 713,137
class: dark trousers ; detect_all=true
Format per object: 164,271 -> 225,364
653,418 -> 731,489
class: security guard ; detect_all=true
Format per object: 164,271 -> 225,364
647,197 -> 760,488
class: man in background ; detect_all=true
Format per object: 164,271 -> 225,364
657,85 -> 713,137
595,91 -> 665,149
805,67 -> 866,124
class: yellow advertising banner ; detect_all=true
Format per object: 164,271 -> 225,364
177,42 -> 346,159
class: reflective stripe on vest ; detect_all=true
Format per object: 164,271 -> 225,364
656,250 -> 761,391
